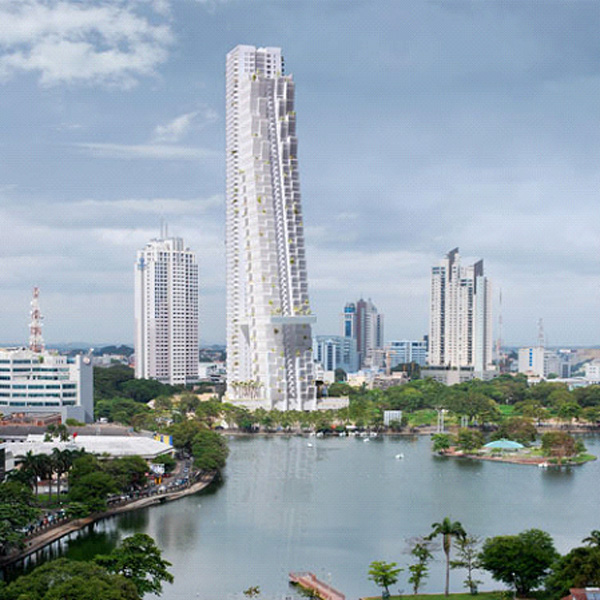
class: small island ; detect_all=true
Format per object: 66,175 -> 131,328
432,426 -> 597,467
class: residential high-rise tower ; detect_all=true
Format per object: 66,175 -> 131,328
225,45 -> 316,410
428,248 -> 492,374
134,236 -> 198,386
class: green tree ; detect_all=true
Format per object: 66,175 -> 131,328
583,530 -> 600,547
168,420 -> 206,453
191,429 -> 229,471
368,560 -> 402,598
69,471 -> 118,513
479,529 -> 558,596
545,545 -> 600,597
541,431 -> 579,459
95,533 -> 173,597
408,539 -> 433,594
0,482 -> 39,555
0,558 -> 140,600
456,429 -> 484,454
427,517 -> 467,596
431,433 -> 454,454
104,456 -> 148,492
491,418 -> 537,446
450,535 -> 482,594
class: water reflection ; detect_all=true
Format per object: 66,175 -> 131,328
4,435 -> 600,600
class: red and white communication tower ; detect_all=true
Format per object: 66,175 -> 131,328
29,286 -> 44,353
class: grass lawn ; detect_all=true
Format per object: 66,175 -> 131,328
365,593 -> 505,600
408,410 -> 438,427
498,405 -> 515,416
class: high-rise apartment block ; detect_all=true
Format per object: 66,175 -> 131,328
428,248 -> 492,375
134,237 -> 198,386
388,339 -> 428,368
342,299 -> 384,369
225,45 -> 316,410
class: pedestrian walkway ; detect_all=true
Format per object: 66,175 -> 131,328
289,571 -> 345,600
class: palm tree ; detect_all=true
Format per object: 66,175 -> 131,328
583,530 -> 600,548
17,451 -> 42,497
428,516 -> 467,596
51,448 -> 74,500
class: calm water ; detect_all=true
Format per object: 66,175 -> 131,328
16,435 -> 600,599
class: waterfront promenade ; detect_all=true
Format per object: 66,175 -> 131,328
0,470 -> 216,569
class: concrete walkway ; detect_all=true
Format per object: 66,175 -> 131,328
0,471 -> 216,568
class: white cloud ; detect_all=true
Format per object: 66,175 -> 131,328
74,142 -> 218,160
0,0 -> 173,87
152,107 -> 218,142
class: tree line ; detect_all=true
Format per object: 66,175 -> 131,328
368,517 -> 600,599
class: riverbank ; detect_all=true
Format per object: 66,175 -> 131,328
0,470 -> 217,569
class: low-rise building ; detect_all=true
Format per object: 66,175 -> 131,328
388,340 -> 428,368
0,348 -> 93,423
313,335 -> 359,374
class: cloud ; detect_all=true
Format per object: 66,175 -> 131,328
152,107 -> 218,142
74,142 -> 218,160
0,0 -> 173,87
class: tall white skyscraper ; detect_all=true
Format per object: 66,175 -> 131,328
225,45 -> 316,410
134,237 -> 198,386
428,248 -> 492,374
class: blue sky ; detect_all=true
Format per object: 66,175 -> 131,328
0,0 -> 599,347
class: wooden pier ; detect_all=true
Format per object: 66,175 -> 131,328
289,571 -> 345,600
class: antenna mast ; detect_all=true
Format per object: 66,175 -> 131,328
29,287 -> 44,353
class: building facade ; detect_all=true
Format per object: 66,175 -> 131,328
134,237 -> 199,386
428,248 -> 493,375
225,45 -> 316,410
342,299 -> 384,369
388,339 -> 428,368
313,335 -> 359,374
0,348 -> 93,422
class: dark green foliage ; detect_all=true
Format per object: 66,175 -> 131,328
491,417 -> 537,445
95,397 -> 149,425
0,558 -> 140,600
541,431 -> 580,458
546,546 -> 600,597
0,482 -> 39,555
479,528 -> 558,596
103,456 -> 148,492
95,533 -> 173,597
191,430 -> 229,471
69,471 -> 118,513
456,428 -> 485,453
168,420 -> 207,453
94,365 -> 135,400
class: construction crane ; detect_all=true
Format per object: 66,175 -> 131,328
29,286 -> 44,353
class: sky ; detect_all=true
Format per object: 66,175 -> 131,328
0,0 -> 599,347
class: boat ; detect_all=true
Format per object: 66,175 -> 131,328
538,462 -> 549,468
395,453 -> 404,460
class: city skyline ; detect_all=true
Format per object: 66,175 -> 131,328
1,1 -> 599,346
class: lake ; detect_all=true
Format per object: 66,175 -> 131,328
16,434 -> 600,599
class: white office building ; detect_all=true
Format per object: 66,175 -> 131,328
0,348 -> 93,423
134,237 -> 199,386
225,45 -> 316,410
428,248 -> 493,375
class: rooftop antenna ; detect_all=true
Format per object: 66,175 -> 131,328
29,286 -> 44,353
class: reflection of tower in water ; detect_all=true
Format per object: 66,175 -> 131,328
226,437 -> 317,565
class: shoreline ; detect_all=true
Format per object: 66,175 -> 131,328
0,471 -> 217,570
438,450 -> 597,467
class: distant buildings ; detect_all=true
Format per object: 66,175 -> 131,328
0,348 -> 93,423
518,346 -> 572,379
388,339 -> 428,368
313,335 -> 359,374
225,45 -> 316,410
428,248 -> 493,379
342,299 -> 384,369
134,236 -> 199,386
